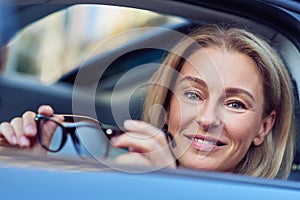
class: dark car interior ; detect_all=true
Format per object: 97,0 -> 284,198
0,0 -> 299,181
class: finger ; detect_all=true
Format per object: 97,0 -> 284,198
37,105 -> 55,116
40,119 -> 60,147
111,132 -> 162,153
113,145 -> 176,168
22,111 -> 37,137
38,105 -> 64,122
124,120 -> 161,135
52,114 -> 64,122
0,122 -> 18,145
114,152 -> 150,166
36,106 -> 63,148
123,120 -> 167,146
10,117 -> 30,147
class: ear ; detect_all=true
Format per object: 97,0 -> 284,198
253,110 -> 276,146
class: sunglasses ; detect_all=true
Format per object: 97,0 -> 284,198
34,114 -> 124,160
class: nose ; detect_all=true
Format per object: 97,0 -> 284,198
196,99 -> 222,131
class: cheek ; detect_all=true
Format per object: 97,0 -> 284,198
167,97 -> 196,134
225,114 -> 260,144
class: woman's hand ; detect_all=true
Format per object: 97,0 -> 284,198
111,120 -> 177,169
0,105 -> 63,155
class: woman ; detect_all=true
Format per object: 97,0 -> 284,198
0,25 -> 296,179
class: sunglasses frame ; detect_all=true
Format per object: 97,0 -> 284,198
34,114 -> 123,158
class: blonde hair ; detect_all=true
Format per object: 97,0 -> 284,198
142,24 -> 296,179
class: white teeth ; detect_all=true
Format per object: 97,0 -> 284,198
194,138 -> 216,145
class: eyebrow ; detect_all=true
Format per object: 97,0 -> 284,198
179,76 -> 208,88
225,87 -> 255,102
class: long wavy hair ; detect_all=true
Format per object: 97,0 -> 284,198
142,24 -> 296,179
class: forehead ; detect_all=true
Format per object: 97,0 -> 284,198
179,48 -> 262,91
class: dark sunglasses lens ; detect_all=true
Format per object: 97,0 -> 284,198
39,119 -> 63,152
75,125 -> 127,160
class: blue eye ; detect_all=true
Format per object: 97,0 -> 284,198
185,91 -> 201,101
228,102 -> 245,109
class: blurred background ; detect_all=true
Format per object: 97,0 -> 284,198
3,4 -> 182,84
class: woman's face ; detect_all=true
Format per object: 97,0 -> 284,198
167,47 -> 275,172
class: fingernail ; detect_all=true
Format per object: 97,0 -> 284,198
11,135 -> 17,145
20,136 -> 29,146
43,105 -> 52,111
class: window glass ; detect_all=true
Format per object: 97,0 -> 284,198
4,4 -> 184,84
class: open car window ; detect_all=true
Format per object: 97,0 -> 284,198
0,2 -> 300,194
4,4 -> 184,84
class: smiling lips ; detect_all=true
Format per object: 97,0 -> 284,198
185,135 -> 226,151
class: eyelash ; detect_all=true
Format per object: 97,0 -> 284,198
226,100 -> 246,110
184,91 -> 202,101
